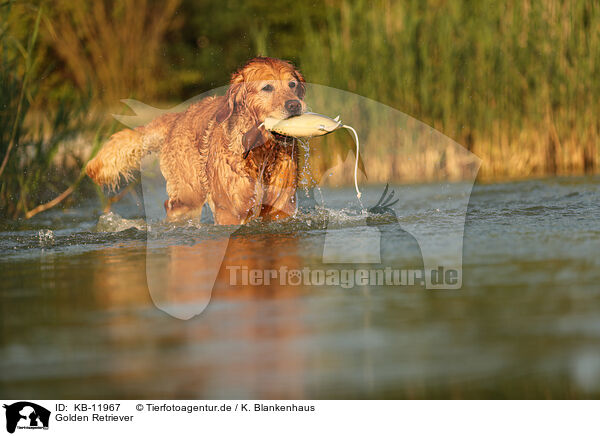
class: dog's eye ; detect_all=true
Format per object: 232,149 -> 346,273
289,81 -> 296,89
262,84 -> 274,92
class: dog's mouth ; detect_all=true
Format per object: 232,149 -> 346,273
272,131 -> 292,142
264,113 -> 303,142
262,118 -> 288,142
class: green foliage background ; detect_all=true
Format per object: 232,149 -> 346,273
1,0 -> 600,217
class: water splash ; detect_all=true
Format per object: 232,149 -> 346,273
38,230 -> 54,248
297,138 -> 315,196
96,211 -> 146,232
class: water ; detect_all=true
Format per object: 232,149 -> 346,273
1,177 -> 600,399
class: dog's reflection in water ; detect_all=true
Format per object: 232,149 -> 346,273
145,228 -> 306,316
149,184 -> 423,313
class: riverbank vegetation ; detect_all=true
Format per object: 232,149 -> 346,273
1,0 -> 599,217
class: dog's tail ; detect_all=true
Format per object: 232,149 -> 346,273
86,113 -> 177,189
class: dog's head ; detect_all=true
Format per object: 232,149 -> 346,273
216,57 -> 307,125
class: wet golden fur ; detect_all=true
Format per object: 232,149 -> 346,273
86,57 -> 307,225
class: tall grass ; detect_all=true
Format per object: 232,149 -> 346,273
3,0 -> 600,219
0,3 -> 101,219
258,0 -> 600,181
43,0 -> 181,103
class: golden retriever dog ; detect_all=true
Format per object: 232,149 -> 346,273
86,57 -> 307,225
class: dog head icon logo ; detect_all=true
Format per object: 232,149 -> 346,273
3,402 -> 50,434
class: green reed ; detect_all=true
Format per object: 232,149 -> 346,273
3,0 -> 600,219
0,3 -> 100,219
276,0 -> 600,180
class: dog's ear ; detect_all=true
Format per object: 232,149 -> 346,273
242,125 -> 269,159
216,73 -> 245,124
216,82 -> 240,124
293,70 -> 306,100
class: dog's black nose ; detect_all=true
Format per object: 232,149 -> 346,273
285,99 -> 302,115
